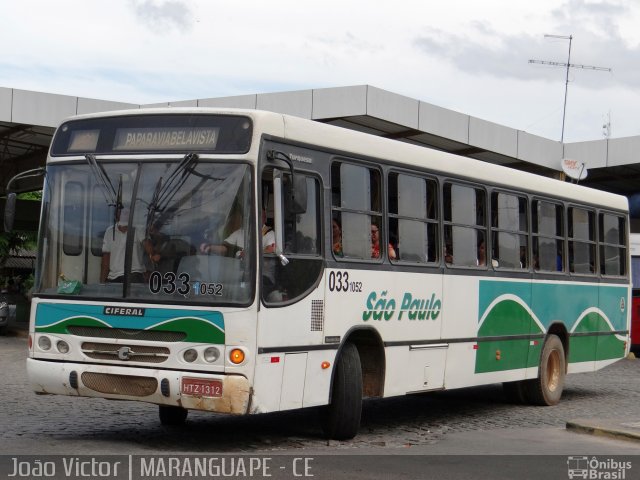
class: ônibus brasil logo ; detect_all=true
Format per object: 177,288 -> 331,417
567,456 -> 632,479
362,291 -> 441,321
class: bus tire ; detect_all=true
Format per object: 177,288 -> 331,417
524,334 -> 566,406
159,405 -> 188,425
320,342 -> 362,440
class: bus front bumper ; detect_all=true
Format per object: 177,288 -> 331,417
27,358 -> 252,414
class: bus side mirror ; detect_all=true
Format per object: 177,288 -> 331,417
3,192 -> 16,232
285,175 -> 307,215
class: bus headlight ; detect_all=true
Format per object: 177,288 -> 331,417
38,336 -> 52,351
183,349 -> 198,363
203,347 -> 220,363
56,340 -> 70,354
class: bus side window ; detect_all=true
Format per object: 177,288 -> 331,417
533,200 -> 564,273
388,172 -> 438,264
443,182 -> 487,267
599,213 -> 626,276
491,192 -> 528,270
331,162 -> 382,260
568,207 -> 596,274
263,174 -> 323,304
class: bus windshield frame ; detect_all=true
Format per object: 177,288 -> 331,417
35,158 -> 255,306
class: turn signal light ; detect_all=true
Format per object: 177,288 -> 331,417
321,361 -> 331,370
229,348 -> 245,364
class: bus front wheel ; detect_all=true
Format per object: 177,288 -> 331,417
159,405 -> 188,426
525,334 -> 566,406
320,342 -> 363,440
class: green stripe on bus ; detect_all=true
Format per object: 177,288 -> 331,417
476,299 -> 543,373
152,318 -> 224,344
35,317 -> 106,333
35,316 -> 225,344
476,280 -> 627,372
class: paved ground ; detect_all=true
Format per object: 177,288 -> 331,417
1,333 -> 640,455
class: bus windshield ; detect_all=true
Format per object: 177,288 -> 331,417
36,160 -> 254,305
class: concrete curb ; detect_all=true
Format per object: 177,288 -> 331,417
567,419 -> 640,443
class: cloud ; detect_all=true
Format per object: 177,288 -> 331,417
129,0 -> 192,32
412,0 -> 640,90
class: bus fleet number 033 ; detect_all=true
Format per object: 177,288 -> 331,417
328,271 -> 362,293
148,271 -> 223,297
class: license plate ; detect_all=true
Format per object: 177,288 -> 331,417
181,377 -> 223,397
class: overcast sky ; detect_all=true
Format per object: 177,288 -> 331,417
1,0 -> 639,143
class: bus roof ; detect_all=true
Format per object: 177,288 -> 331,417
59,107 -> 629,212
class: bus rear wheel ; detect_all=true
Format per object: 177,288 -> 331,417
320,342 -> 362,440
159,405 -> 188,426
525,334 -> 566,406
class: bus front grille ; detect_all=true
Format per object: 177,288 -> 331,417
68,326 -> 186,342
81,372 -> 158,397
81,342 -> 170,363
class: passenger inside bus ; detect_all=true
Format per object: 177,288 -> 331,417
199,208 -> 243,257
444,244 -> 453,264
101,208 -> 157,283
144,220 -> 168,270
371,223 -> 396,260
332,218 -> 343,257
477,239 -> 499,268
199,208 -> 275,258
477,240 -> 486,266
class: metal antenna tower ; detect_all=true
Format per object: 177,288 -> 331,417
529,34 -> 611,142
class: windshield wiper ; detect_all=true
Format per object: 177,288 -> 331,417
145,152 -> 199,237
146,175 -> 163,238
113,174 -> 123,239
156,152 -> 200,210
86,154 -> 117,205
86,154 -> 123,239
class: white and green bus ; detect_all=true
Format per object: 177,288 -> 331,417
9,108 -> 630,440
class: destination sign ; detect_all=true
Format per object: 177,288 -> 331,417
113,127 -> 219,151
51,114 -> 253,155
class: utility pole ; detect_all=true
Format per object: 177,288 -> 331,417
602,111 -> 611,138
529,34 -> 611,142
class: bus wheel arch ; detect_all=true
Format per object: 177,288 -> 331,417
345,327 -> 385,398
320,327 -> 385,440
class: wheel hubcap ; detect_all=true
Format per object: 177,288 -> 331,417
546,350 -> 561,392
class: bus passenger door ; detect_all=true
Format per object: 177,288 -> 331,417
58,171 -> 108,286
255,166 -> 327,412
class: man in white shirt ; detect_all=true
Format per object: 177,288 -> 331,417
101,208 -> 157,283
200,209 -> 275,257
